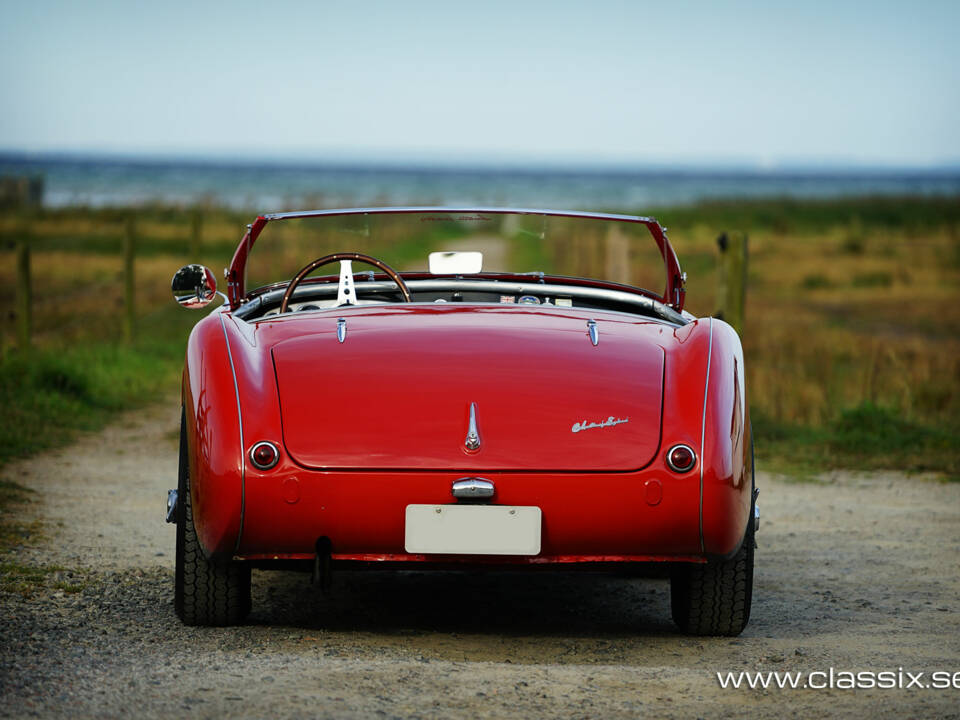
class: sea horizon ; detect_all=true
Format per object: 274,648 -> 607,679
3,150 -> 959,212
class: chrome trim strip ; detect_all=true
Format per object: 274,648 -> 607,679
666,443 -> 697,473
220,314 -> 246,556
237,279 -> 686,325
464,402 -> 481,451
698,318 -> 714,553
336,317 -> 347,343
451,477 -> 495,499
263,206 -> 653,224
587,319 -> 599,346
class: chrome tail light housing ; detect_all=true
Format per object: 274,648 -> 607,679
666,444 -> 697,473
250,441 -> 280,470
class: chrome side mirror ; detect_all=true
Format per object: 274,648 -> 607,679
172,264 -> 218,309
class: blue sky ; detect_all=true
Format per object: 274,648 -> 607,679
1,0 -> 957,167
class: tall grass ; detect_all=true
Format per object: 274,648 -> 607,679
0,308 -> 194,465
1,197 -> 958,476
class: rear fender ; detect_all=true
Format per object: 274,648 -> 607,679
658,318 -> 714,550
218,314 -> 288,553
700,319 -> 751,555
182,311 -> 244,558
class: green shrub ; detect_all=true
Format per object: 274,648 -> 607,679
801,273 -> 834,289
830,402 -> 954,461
851,271 -> 893,288
754,403 -> 959,479
0,339 -> 184,466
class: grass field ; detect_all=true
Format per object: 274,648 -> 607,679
654,197 -> 960,478
1,196 -> 958,477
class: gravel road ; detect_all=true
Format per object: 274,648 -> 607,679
1,402 -> 959,719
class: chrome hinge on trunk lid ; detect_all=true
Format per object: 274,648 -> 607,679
464,402 -> 481,451
587,319 -> 599,346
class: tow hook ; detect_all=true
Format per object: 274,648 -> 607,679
312,537 -> 332,595
165,489 -> 178,523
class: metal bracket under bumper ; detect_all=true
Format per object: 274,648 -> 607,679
165,489 -> 178,523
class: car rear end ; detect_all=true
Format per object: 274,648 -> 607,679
231,305 -> 715,566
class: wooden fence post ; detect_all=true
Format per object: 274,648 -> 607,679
15,234 -> 32,351
716,231 -> 748,336
123,216 -> 136,343
190,209 -> 202,260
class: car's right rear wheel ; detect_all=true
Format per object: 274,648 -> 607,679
174,410 -> 251,626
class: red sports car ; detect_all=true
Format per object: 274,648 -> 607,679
168,208 -> 757,635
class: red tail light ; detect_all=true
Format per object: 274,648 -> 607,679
250,441 -> 280,470
666,444 -> 696,473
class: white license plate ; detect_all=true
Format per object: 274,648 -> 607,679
404,504 -> 542,556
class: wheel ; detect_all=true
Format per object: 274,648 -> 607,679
174,409 -> 251,626
670,525 -> 754,636
670,433 -> 755,636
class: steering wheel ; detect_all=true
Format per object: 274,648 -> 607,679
279,252 -> 411,314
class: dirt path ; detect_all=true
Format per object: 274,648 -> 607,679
1,403 -> 959,718
403,235 -> 509,273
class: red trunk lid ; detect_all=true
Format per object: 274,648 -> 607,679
271,307 -> 664,472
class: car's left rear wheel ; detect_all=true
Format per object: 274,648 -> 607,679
174,410 -> 251,626
669,433 -> 756,636
669,520 -> 754,636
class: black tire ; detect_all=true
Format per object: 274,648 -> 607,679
174,409 -> 251,626
670,433 -> 755,636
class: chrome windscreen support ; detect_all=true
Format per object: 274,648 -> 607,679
336,259 -> 357,305
587,319 -> 599,346
464,402 -> 481,451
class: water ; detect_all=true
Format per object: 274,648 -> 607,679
2,153 -> 959,211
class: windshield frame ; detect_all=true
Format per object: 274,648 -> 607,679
225,207 -> 686,311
